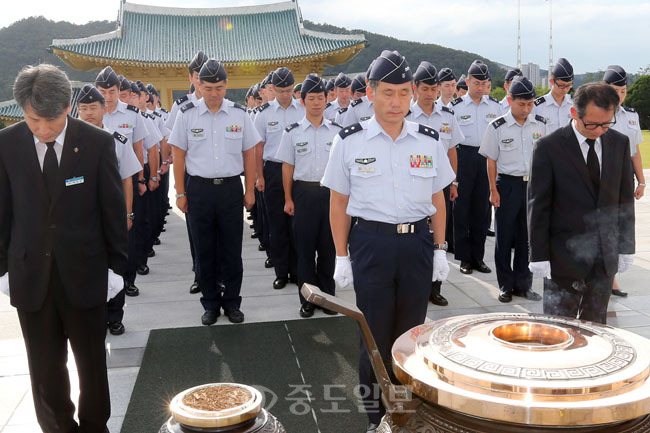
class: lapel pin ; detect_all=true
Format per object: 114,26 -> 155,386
74,147 -> 79,153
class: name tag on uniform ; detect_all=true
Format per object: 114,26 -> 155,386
410,155 -> 433,168
357,166 -> 375,174
65,176 -> 84,187
297,148 -> 308,154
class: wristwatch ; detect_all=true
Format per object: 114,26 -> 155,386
175,192 -> 186,198
433,242 -> 448,251
126,213 -> 135,221
451,181 -> 459,187
137,179 -> 147,185
150,176 -> 159,182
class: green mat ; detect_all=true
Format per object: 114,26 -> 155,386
121,317 -> 369,432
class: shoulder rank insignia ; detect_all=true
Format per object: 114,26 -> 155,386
534,96 -> 546,106
181,102 -> 195,113
160,108 -> 169,114
441,106 -> 454,115
492,117 -> 506,129
233,102 -> 246,111
151,110 -> 162,117
330,120 -> 342,128
418,124 -> 439,140
489,96 -> 499,103
113,131 -> 128,144
350,98 -> 363,107
355,157 -> 376,165
325,102 -> 332,109
339,123 -> 363,139
285,122 -> 299,133
175,95 -> 189,106
451,97 -> 463,106
534,114 -> 547,124
258,102 -> 270,112
405,110 -> 412,118
126,104 -> 139,113
338,107 -> 348,115
623,106 -> 637,113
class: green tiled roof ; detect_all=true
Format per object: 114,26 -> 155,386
0,84 -> 86,121
50,2 -> 366,65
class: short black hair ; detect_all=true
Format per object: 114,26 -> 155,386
573,82 -> 619,119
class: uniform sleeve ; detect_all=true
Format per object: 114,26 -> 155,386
119,140 -> 143,179
275,130 -> 295,165
157,116 -> 171,139
478,122 -> 499,161
321,134 -> 350,195
143,119 -> 162,150
340,106 -> 355,127
242,113 -> 261,151
168,111 -> 188,151
132,110 -> 149,144
450,115 -> 465,148
431,139 -> 455,194
165,103 -> 180,130
253,111 -> 267,142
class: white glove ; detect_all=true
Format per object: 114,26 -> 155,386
0,273 -> 9,297
432,250 -> 449,282
334,255 -> 354,289
529,261 -> 551,279
618,254 -> 634,274
107,269 -> 124,301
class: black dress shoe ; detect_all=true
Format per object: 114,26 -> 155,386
225,308 -> 245,323
300,302 -> 316,318
108,321 -> 125,335
289,275 -> 298,284
322,308 -> 338,315
125,282 -> 139,297
612,289 -> 628,297
366,422 -> 379,433
251,232 -> 259,239
498,290 -> 513,303
147,249 -> 155,258
258,244 -> 266,252
473,260 -> 492,273
265,258 -> 274,269
459,261 -> 473,274
515,289 -> 542,301
486,228 -> 495,237
429,292 -> 448,306
136,265 -> 149,275
273,277 -> 288,290
189,281 -> 201,294
153,238 -> 161,246
201,310 -> 220,326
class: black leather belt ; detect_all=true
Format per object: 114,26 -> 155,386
294,180 -> 324,188
457,144 -> 480,151
189,175 -> 239,185
356,217 -> 429,234
498,173 -> 529,182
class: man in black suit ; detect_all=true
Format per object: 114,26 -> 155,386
528,82 -> 635,324
0,65 -> 128,432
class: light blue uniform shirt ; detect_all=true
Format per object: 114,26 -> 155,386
253,99 -> 305,162
406,101 -> 465,150
141,112 -> 162,165
322,117 -> 455,224
340,96 -> 374,127
532,92 -> 573,133
275,117 -> 341,182
168,98 -> 261,178
479,110 -> 548,177
611,105 -> 643,157
165,92 -> 200,131
451,94 -> 501,147
103,126 -> 142,180
323,99 -> 342,123
103,100 -> 149,148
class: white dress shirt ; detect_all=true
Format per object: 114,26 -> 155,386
571,120 -> 602,173
33,119 -> 67,170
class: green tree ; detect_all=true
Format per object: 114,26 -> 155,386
625,75 -> 650,130
490,87 -> 506,101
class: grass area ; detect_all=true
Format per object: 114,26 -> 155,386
642,131 -> 650,169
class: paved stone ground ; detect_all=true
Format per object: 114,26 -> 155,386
2,172 -> 650,432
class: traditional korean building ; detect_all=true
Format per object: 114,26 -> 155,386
50,1 -> 366,108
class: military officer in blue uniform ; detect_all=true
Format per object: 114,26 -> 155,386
499,68 -> 523,113
532,58 -> 574,133
254,67 -> 305,290
325,78 -> 336,103
351,74 -> 367,100
479,77 -> 545,303
451,60 -> 501,274
456,73 -> 468,97
406,61 -> 465,306
436,67 -> 457,106
604,65 -> 646,298
169,59 -> 260,325
276,74 -> 341,317
322,50 -> 454,433
341,62 -> 376,126
324,72 -> 352,122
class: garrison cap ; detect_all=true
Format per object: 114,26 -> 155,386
293,82 -> 302,93
504,68 -> 523,82
136,80 -> 148,93
456,74 -> 468,90
261,72 -> 273,88
189,83 -> 195,93
117,74 -> 131,92
366,60 -> 375,78
146,83 -> 159,97
508,76 -> 536,100
189,50 -> 208,74
603,65 -> 627,86
437,68 -> 456,83
76,84 -> 105,105
351,74 -> 367,94
467,60 -> 489,81
325,78 -> 335,92
252,84 -> 262,100
368,50 -> 413,84
130,82 -> 140,95
272,67 -> 295,88
199,59 -> 227,83
95,66 -> 119,89
552,58 -> 574,81
245,86 -> 253,99
334,72 -> 352,88
301,73 -> 326,98
414,61 -> 438,85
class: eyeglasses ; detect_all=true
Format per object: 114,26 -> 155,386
554,81 -> 573,90
580,116 -> 616,130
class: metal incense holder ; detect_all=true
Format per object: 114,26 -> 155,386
159,383 -> 286,433
300,284 -> 650,432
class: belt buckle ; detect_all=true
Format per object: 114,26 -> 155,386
397,223 -> 414,234
213,178 -> 224,185
523,175 -> 530,182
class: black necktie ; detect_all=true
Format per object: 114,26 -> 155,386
43,141 -> 58,200
585,138 -> 600,194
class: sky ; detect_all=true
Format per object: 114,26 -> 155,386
2,0 -> 648,75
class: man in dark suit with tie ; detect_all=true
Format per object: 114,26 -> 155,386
0,64 -> 128,432
527,82 -> 635,324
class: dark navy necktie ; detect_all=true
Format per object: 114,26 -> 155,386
585,138 -> 600,194
43,141 -> 58,200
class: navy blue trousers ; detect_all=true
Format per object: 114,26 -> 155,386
453,145 -> 490,263
124,175 -> 147,284
349,222 -> 432,424
187,176 -> 244,311
494,175 -> 532,294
